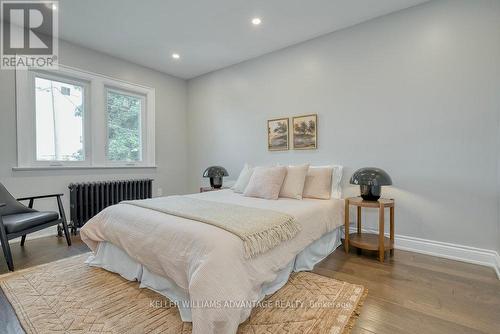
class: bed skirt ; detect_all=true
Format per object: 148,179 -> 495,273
85,227 -> 342,322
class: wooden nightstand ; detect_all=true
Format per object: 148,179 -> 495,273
344,197 -> 395,262
199,187 -> 229,193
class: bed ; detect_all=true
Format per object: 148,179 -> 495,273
80,188 -> 345,334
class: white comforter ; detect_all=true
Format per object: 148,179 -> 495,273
80,190 -> 344,334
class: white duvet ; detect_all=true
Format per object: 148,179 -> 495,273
80,190 -> 344,334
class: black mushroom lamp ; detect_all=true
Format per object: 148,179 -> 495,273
350,167 -> 392,201
203,166 -> 229,189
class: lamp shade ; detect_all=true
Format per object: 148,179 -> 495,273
350,167 -> 392,186
203,166 -> 229,178
203,166 -> 229,188
350,167 -> 392,201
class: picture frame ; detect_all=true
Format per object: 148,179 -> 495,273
292,114 -> 317,150
267,118 -> 289,151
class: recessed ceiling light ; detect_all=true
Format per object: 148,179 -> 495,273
52,4 -> 57,10
251,17 -> 262,25
172,53 -> 180,59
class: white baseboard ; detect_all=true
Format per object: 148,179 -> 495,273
347,226 -> 500,279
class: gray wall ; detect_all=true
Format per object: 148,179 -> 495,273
187,0 -> 500,251
0,40 -> 189,236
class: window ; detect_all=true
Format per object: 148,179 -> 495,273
106,89 -> 145,162
35,76 -> 86,162
16,65 -> 155,169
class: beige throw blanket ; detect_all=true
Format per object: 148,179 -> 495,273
122,196 -> 301,258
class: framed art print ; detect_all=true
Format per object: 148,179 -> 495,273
267,118 -> 289,151
293,114 -> 317,149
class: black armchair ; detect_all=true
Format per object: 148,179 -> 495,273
0,183 -> 71,271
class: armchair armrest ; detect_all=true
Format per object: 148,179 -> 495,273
14,195 -> 68,229
17,193 -> 64,201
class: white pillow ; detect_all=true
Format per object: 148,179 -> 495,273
312,165 -> 343,199
279,164 -> 310,199
244,166 -> 287,200
232,163 -> 254,193
302,166 -> 334,200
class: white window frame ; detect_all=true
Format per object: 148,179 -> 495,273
15,65 -> 156,169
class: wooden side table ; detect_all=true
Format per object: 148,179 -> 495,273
199,187 -> 229,193
344,197 -> 395,262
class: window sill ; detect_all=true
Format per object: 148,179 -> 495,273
12,165 -> 157,171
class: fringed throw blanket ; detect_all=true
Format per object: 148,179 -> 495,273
123,196 -> 300,258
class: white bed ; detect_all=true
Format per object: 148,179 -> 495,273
81,189 -> 345,334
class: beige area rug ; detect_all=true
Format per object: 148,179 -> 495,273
0,254 -> 366,334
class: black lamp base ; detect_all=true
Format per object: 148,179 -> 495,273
210,177 -> 223,189
360,185 -> 381,201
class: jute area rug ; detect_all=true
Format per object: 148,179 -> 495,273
0,254 -> 366,334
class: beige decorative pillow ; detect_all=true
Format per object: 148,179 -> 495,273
244,166 -> 287,200
279,164 -> 310,199
302,166 -> 333,200
232,163 -> 254,193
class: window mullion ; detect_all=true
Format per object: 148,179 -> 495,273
90,79 -> 106,167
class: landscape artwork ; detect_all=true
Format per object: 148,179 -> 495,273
293,114 -> 317,149
267,118 -> 289,151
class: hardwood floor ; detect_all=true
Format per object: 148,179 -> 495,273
314,248 -> 500,334
0,235 -> 499,334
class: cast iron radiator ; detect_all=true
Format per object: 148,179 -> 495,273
68,179 -> 153,233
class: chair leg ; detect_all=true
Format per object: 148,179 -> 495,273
0,234 -> 14,272
20,235 -> 26,246
62,221 -> 71,246
56,195 -> 71,246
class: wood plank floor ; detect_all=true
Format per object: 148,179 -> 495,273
0,235 -> 499,334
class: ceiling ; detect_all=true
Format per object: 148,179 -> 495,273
59,0 -> 430,79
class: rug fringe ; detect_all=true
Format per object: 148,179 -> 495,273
342,287 -> 369,334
